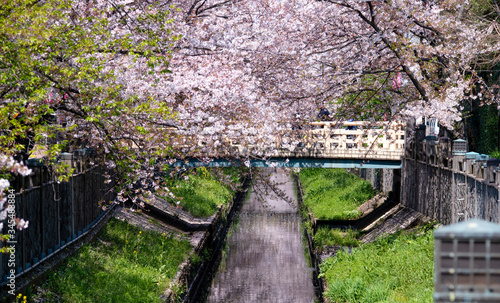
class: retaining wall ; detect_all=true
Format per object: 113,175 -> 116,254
402,158 -> 499,225
358,153 -> 499,225
358,168 -> 395,194
164,177 -> 250,303
399,121 -> 500,224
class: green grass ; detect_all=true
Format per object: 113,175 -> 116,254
33,218 -> 192,303
319,225 -> 435,303
299,168 -> 374,220
164,167 -> 240,218
314,227 -> 361,248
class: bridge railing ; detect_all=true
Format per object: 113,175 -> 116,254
274,121 -> 406,160
165,120 -> 406,161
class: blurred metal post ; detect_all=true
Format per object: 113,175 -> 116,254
434,219 -> 500,302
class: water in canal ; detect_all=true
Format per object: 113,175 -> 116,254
206,168 -> 316,303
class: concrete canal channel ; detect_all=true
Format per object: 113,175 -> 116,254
206,168 -> 317,303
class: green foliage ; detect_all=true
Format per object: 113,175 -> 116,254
490,149 -> 500,159
464,0 -> 500,154
469,0 -> 500,22
0,0 -> 179,191
319,227 -> 435,303
334,75 -> 393,121
33,218 -> 192,303
314,227 -> 361,248
464,101 -> 499,154
299,168 -> 374,220
165,167 -> 237,218
478,104 -> 499,154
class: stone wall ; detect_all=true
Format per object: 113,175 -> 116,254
400,121 -> 500,224
359,168 -> 398,196
402,158 -> 499,224
359,128 -> 500,225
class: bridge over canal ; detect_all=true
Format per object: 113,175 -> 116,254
172,121 -> 406,169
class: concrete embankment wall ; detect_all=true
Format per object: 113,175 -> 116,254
358,168 -> 396,194
164,177 -> 249,303
401,158 -> 499,225
358,159 -> 499,225
293,175 -> 324,302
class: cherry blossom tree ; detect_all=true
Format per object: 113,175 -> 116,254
167,0 -> 498,133
1,0 -> 182,203
0,156 -> 31,252
1,0 -> 498,206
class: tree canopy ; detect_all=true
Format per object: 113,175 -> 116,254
1,0 -> 181,204
1,0 -> 499,209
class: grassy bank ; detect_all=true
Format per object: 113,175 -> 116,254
298,168 -> 374,220
161,167 -> 243,218
319,225 -> 435,303
313,227 -> 361,248
31,218 -> 192,302
27,167 -> 244,302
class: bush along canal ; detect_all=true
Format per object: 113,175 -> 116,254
296,168 -> 436,303
206,168 -> 317,303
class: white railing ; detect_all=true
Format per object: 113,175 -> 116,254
274,121 -> 406,161
166,120 -> 406,162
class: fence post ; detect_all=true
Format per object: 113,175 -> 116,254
26,159 -> 44,259
70,171 -> 75,239
56,181 -> 61,247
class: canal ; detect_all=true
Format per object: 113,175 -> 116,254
206,168 -> 316,303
